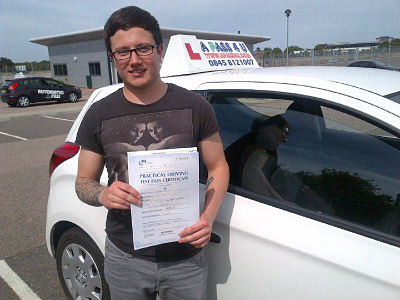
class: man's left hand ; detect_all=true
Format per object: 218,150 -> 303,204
178,214 -> 213,248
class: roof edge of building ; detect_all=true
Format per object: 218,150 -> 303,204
30,27 -> 270,46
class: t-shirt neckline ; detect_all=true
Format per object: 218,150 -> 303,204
120,83 -> 173,107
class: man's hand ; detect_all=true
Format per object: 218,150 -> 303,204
100,180 -> 142,209
178,213 -> 213,248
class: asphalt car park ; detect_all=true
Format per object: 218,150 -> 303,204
46,35 -> 400,300
0,109 -> 81,300
0,90 -> 93,300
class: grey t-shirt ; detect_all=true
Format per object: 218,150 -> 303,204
76,83 -> 219,261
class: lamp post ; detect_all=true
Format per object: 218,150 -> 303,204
285,9 -> 292,66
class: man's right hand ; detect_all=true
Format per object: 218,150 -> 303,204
99,180 -> 142,209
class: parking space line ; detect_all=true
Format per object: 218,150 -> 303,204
0,131 -> 28,141
43,115 -> 74,122
0,260 -> 41,300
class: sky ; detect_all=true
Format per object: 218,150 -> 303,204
1,0 -> 399,62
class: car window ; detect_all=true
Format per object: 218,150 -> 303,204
21,79 -> 40,86
386,92 -> 400,104
43,79 -> 60,87
1,80 -> 13,88
209,93 -> 400,239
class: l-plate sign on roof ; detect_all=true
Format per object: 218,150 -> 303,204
160,35 -> 260,77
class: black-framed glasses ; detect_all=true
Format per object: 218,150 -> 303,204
111,45 -> 158,61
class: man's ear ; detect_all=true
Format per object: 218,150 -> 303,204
108,52 -> 114,62
157,44 -> 164,55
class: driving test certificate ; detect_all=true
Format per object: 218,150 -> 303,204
127,147 -> 199,250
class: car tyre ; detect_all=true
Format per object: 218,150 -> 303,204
17,96 -> 30,107
56,228 -> 110,300
68,92 -> 78,103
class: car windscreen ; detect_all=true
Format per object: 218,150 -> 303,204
385,91 -> 400,104
374,61 -> 387,67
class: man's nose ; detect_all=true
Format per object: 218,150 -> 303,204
129,51 -> 142,64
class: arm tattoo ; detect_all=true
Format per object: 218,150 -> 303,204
205,176 -> 214,190
75,178 -> 104,207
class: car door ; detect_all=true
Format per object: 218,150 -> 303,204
41,78 -> 65,101
198,82 -> 400,300
25,78 -> 45,103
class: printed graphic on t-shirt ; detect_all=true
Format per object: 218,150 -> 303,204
101,109 -> 193,183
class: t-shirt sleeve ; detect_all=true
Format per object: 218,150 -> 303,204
198,97 -> 219,140
75,105 -> 104,154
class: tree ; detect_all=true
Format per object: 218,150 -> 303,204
301,168 -> 395,226
0,57 -> 50,72
284,45 -> 304,54
263,47 -> 272,55
314,44 -> 326,51
0,57 -> 14,72
378,38 -> 400,48
272,47 -> 283,54
390,38 -> 400,47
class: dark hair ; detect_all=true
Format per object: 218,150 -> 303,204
104,6 -> 162,53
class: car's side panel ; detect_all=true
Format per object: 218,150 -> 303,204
206,190 -> 400,300
46,150 -> 108,257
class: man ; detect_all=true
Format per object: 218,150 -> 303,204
75,6 -> 229,300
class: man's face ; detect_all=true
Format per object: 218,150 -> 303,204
110,27 -> 162,91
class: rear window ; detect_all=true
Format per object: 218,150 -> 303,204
385,92 -> 400,104
1,80 -> 13,88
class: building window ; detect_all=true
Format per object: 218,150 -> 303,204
54,64 -> 68,76
89,62 -> 101,76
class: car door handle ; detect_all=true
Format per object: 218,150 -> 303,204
210,232 -> 221,244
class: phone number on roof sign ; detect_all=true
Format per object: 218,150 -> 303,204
208,59 -> 255,67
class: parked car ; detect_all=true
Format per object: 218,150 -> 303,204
46,35 -> 400,300
348,60 -> 400,71
1,77 -> 82,107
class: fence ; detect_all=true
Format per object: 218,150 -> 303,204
0,70 -> 51,83
255,47 -> 400,68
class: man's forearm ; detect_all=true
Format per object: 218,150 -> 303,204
202,164 -> 229,222
75,177 -> 105,207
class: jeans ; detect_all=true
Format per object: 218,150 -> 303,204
104,237 -> 208,300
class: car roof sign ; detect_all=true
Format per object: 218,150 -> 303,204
160,35 -> 260,77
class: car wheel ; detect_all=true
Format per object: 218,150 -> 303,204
17,96 -> 30,107
68,92 -> 78,103
56,228 -> 110,300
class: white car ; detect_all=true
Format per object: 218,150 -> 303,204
46,35 -> 400,300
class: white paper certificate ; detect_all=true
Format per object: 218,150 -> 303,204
127,147 -> 199,250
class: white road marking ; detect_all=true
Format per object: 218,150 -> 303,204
42,115 -> 74,122
0,260 -> 41,300
0,131 -> 28,141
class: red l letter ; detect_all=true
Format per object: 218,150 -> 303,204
185,43 -> 201,60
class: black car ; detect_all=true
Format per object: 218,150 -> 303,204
1,77 -> 82,107
348,60 -> 400,71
